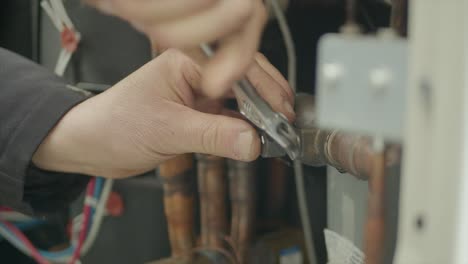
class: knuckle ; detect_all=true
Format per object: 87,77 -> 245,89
279,89 -> 292,103
149,27 -> 177,47
234,0 -> 254,20
200,120 -> 220,153
161,49 -> 189,69
162,48 -> 182,57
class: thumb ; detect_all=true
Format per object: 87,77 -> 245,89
175,107 -> 260,161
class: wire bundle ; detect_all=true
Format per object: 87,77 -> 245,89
0,177 -> 114,264
269,1 -> 318,263
41,0 -> 81,76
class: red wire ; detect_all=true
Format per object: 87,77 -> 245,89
0,220 -> 49,264
69,178 -> 96,264
0,206 -> 12,212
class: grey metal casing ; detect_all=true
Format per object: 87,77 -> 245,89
316,33 -> 407,141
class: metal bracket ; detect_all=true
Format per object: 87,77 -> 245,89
315,32 -> 408,141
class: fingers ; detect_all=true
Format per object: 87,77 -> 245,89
88,0 -> 215,23
174,106 -> 260,161
170,48 -> 295,122
244,59 -> 295,122
88,0 -> 268,100
254,53 -> 294,101
203,0 -> 267,98
111,0 -> 216,25
145,0 -> 254,48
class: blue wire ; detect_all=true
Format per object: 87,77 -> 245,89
42,178 -> 104,259
0,178 -> 106,260
14,220 -> 45,231
39,246 -> 75,259
92,177 -> 105,216
95,177 -> 105,197
85,177 -> 103,238
0,221 -> 75,260
39,178 -> 105,259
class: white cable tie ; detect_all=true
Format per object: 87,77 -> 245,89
84,196 -> 99,208
41,0 -> 64,31
60,51 -> 72,74
54,49 -> 66,75
51,0 -> 75,29
48,0 -> 64,32
55,50 -> 72,76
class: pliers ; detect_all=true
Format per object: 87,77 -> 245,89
200,44 -> 300,160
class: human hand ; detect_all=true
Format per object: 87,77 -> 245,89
33,49 -> 294,178
85,0 -> 268,98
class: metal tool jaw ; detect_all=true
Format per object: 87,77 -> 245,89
232,79 -> 300,160
200,44 -> 301,160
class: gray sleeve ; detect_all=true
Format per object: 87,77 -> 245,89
0,47 -> 90,214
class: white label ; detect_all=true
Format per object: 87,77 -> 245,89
324,229 -> 364,264
279,246 -> 303,264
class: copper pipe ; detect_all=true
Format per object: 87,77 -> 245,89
228,160 -> 257,263
363,3 -> 406,263
346,0 -> 357,25
159,154 -> 195,261
296,94 -> 401,180
196,154 -> 228,249
299,127 -> 400,180
390,0 -> 408,37
262,158 -> 289,229
364,143 -> 386,264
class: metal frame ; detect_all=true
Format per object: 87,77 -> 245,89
394,1 -> 468,263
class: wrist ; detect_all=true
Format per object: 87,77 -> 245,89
32,99 -> 104,176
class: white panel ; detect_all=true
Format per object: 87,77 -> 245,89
454,1 -> 468,263
327,167 -> 368,250
395,1 -> 467,263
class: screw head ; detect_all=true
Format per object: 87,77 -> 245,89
322,63 -> 343,88
370,67 -> 392,92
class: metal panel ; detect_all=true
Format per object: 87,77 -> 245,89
394,1 -> 468,263
316,33 -> 407,141
327,167 -> 368,250
39,0 -> 151,85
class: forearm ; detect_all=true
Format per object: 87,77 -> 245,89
0,48 -> 90,214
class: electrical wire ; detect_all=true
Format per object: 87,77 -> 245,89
269,0 -> 317,263
0,176 -> 110,263
40,0 -> 80,76
269,0 -> 297,92
81,179 -> 114,255
52,178 -> 112,263
69,179 -> 95,264
293,160 -> 317,263
0,221 -> 33,257
0,221 -> 50,264
0,221 -> 75,262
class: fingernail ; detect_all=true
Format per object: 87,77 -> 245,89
235,130 -> 256,160
284,101 -> 295,116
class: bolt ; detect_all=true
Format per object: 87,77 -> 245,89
322,63 -> 343,89
370,67 -> 392,93
420,78 -> 432,111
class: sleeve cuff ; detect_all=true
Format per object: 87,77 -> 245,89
0,86 -> 88,214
